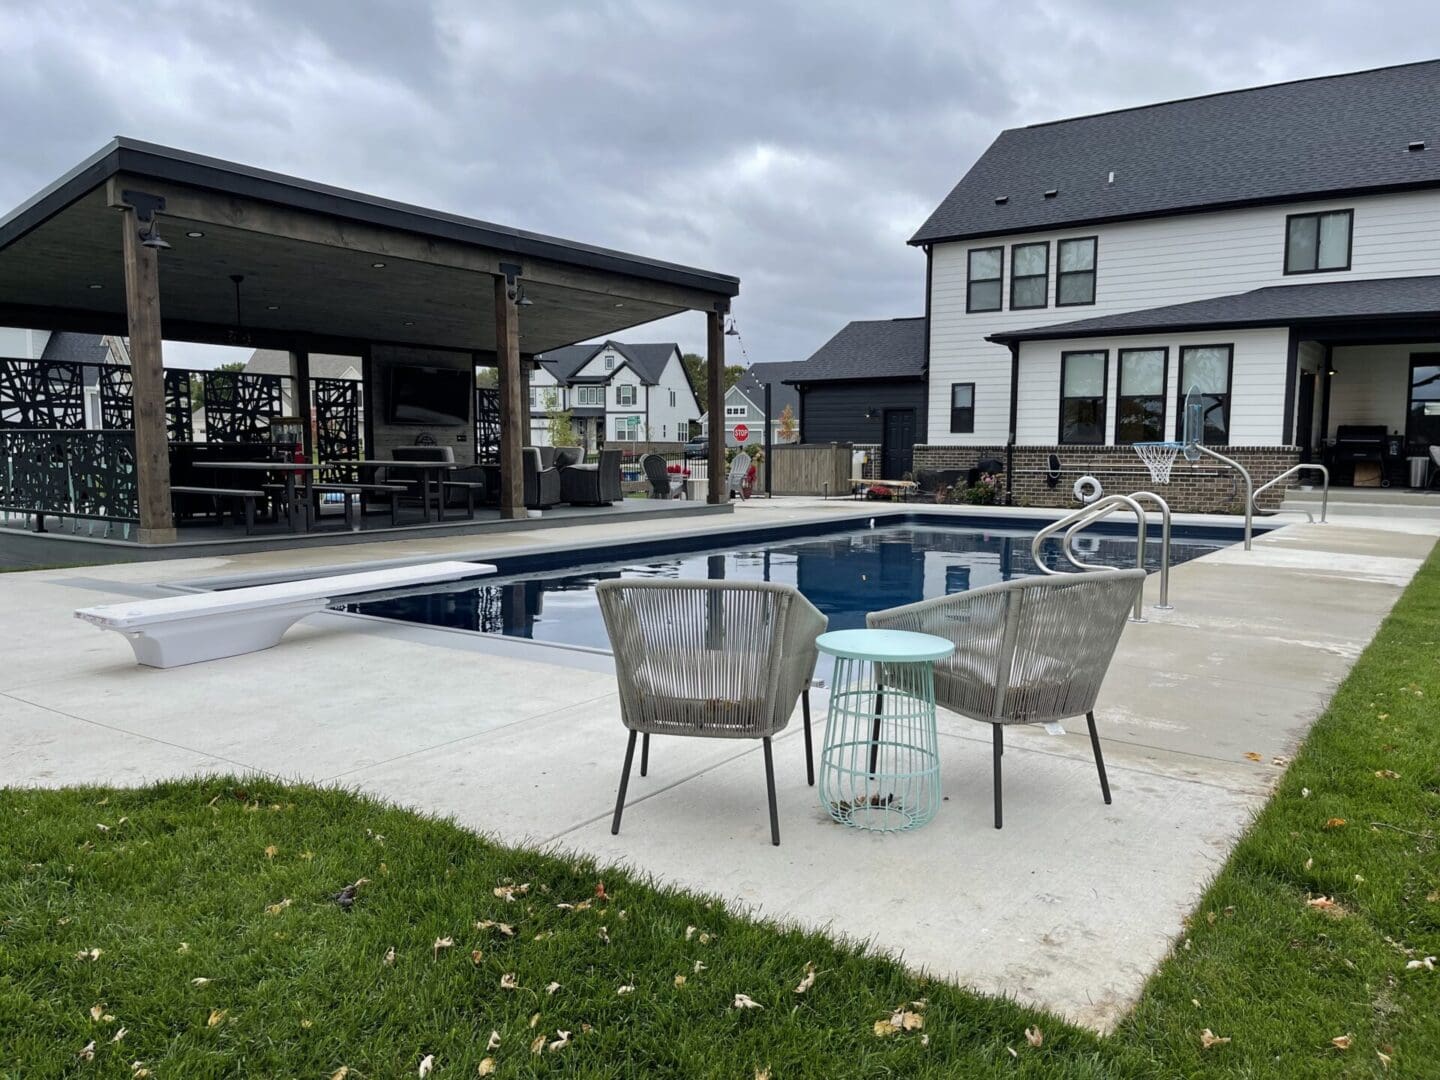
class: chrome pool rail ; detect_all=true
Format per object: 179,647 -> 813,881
1252,463 -> 1329,525
1191,444 -> 1253,550
1126,491 -> 1173,610
1031,493 -> 1150,622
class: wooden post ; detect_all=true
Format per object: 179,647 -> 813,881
292,349 -> 313,461
119,206 -> 175,543
706,306 -> 726,504
494,273 -> 526,518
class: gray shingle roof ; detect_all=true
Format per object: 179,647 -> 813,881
733,362 -> 802,415
787,318 -> 926,382
534,340 -> 679,386
40,332 -> 115,364
912,59 -> 1440,245
989,274 -> 1440,343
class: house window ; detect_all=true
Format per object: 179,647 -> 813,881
669,389 -> 677,407
966,247 -> 1003,312
1178,345 -> 1233,446
604,354 -> 615,370
575,386 -> 603,407
1056,237 -> 1097,306
662,424 -> 668,439
1116,348 -> 1168,444
1009,241 -> 1048,310
1284,209 -> 1352,274
949,382 -> 975,434
1406,355 -> 1440,449
616,384 -> 637,406
725,404 -> 747,417
614,416 -> 642,441
1059,350 -> 1107,444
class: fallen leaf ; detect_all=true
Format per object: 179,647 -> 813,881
96,823 -> 110,832
384,946 -> 396,966
207,1008 -> 227,1028
90,1004 -> 105,1021
1304,857 -> 1314,870
699,932 -> 712,945
548,1030 -> 572,1052
733,993 -> 763,1009
893,1009 -> 924,1032
1405,956 -> 1436,971
493,883 -> 530,902
78,1041 -> 96,1061
330,1069 -> 350,1080
1025,1025 -> 1043,1047
478,1059 -> 496,1076
794,962 -> 817,994
176,942 -> 190,954
191,977 -> 211,986
131,1064 -> 151,1078
618,984 -> 636,995
1200,1029 -> 1231,1049
755,1070 -> 771,1080
530,1035 -> 545,1054
693,960 -> 706,974
487,1030 -> 501,1051
432,936 -> 454,960
301,1019 -> 313,1029
111,1028 -> 127,1043
1244,752 -> 1263,762
1378,1050 -> 1392,1069
686,925 -> 698,940
546,981 -> 561,995
419,1053 -> 435,1076
1191,998 -> 1202,1008
475,920 -> 515,937
1307,896 -> 1341,913
1376,769 -> 1401,780
1301,787 -> 1311,798
1332,1034 -> 1353,1051
674,974 -> 687,987
264,844 -> 278,859
75,948 -> 103,961
471,949 -> 484,965
500,972 -> 520,990
265,898 -> 292,915
595,881 -> 611,901
874,1018 -> 898,1037
1323,818 -> 1347,830
529,1012 -> 541,1029
598,925 -> 610,944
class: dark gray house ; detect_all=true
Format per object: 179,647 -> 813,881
788,317 -> 928,477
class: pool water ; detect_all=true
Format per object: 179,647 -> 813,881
340,524 -> 1225,652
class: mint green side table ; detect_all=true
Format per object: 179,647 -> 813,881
816,628 -> 954,832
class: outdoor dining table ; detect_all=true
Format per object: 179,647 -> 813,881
328,460 -> 462,523
198,460 -> 328,533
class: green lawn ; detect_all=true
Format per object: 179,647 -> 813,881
4,555 -> 1439,1078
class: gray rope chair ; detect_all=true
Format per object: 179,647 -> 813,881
596,580 -> 827,845
867,568 -> 1144,829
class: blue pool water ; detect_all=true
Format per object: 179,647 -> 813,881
340,523 -> 1227,651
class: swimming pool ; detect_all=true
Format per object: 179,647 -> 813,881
339,521 -> 1229,651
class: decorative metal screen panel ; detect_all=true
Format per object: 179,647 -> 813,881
164,370 -> 194,442
313,378 -> 363,479
0,359 -> 86,429
0,429 -> 138,522
203,371 -> 284,442
98,364 -> 134,430
475,387 -> 501,464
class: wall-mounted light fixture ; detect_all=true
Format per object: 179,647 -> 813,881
516,283 -> 534,307
121,189 -> 171,251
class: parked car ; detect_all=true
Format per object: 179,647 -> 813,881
683,435 -> 709,460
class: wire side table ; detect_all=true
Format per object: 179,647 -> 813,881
816,628 -> 955,832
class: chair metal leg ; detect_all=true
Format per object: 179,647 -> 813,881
1086,711 -> 1112,804
762,736 -> 780,846
640,732 -> 650,777
611,731 -> 638,835
801,690 -> 814,786
992,724 -> 1003,829
869,688 -> 885,775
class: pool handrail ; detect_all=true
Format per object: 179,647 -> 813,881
1251,463 -> 1329,525
1031,493 -> 1148,622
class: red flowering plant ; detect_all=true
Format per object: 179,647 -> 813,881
666,463 -> 692,477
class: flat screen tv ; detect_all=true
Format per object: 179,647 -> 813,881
386,365 -> 471,426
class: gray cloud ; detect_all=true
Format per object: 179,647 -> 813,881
1,0 -> 1436,369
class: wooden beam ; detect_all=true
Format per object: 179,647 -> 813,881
118,206 -> 175,543
293,349 -> 313,461
494,274 -> 526,519
707,307 -> 726,504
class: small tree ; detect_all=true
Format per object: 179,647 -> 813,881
543,389 -> 577,447
777,403 -> 797,443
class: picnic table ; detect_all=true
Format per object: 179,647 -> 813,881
329,459 -> 462,523
849,476 -> 918,501
198,460 -> 329,532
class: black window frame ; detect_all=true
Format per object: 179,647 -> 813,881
1056,236 -> 1098,307
1405,352 -> 1440,450
949,382 -> 975,434
965,246 -> 1004,313
1058,349 -> 1109,445
1283,209 -> 1353,275
1114,347 -> 1170,445
1009,240 -> 1049,310
1176,344 -> 1235,447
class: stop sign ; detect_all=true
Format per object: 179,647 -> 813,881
733,423 -> 749,443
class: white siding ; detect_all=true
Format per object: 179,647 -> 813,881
0,327 -> 51,359
1328,342 -> 1440,437
928,188 -> 1440,445
648,350 -> 700,441
1016,328 -> 1290,445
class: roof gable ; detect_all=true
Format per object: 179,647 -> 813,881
912,59 -> 1440,245
536,340 -> 678,385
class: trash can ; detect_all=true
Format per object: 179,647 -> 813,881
1409,456 -> 1430,488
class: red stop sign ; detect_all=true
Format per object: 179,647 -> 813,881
733,423 -> 749,443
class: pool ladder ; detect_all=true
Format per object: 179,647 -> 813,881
1030,491 -> 1173,623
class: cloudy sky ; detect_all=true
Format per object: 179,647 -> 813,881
1,0 -> 1436,368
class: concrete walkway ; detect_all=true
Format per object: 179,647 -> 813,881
1,499 -> 1433,1031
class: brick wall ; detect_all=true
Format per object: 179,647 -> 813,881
913,443 -> 1301,513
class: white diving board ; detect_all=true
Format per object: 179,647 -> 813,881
75,560 -> 496,668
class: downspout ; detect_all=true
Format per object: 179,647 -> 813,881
1006,341 -> 1020,505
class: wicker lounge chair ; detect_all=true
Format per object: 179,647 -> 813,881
596,580 -> 827,845
641,453 -> 679,499
560,448 -> 622,505
867,568 -> 1144,829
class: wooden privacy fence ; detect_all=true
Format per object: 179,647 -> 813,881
768,443 -> 852,496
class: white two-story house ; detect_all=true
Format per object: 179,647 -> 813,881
911,59 -> 1440,509
529,340 -> 700,451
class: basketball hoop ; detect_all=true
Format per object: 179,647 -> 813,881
1133,441 -> 1183,485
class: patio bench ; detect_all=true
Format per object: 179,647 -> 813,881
170,484 -> 266,534
439,480 -> 487,519
309,483 -> 383,529
849,476 -> 917,501
74,560 -> 496,669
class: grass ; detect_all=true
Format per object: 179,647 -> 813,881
3,558 -> 1439,1077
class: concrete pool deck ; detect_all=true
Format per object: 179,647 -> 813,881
2,498 -> 1435,1031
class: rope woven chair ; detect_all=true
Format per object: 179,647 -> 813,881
596,580 -> 827,845
866,568 -> 1144,829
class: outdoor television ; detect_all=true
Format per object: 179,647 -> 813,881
385,364 -> 471,426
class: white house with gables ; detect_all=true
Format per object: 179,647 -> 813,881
910,59 -> 1440,508
530,340 -> 699,450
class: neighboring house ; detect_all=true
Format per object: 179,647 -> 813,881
910,59 -> 1440,502
0,329 -> 130,429
787,318 -> 928,478
530,340 -> 699,450
244,349 -> 362,415
699,361 -> 804,447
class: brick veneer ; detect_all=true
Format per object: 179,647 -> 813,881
913,443 -> 1302,513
